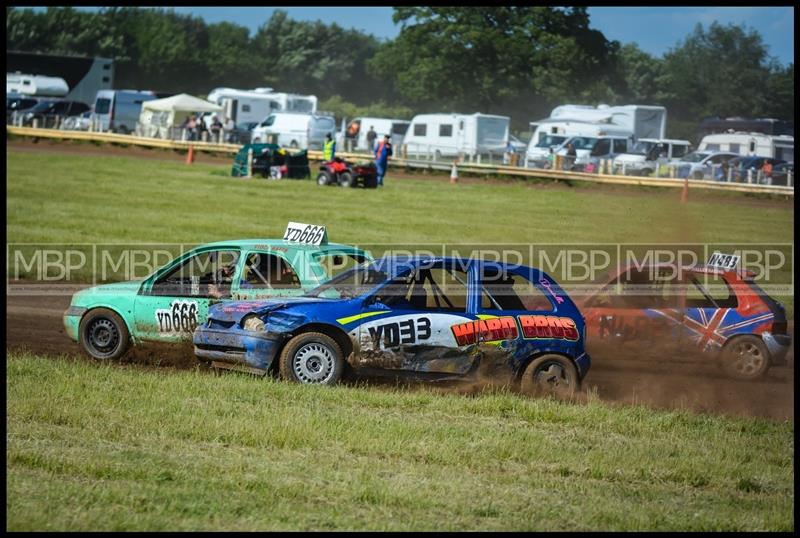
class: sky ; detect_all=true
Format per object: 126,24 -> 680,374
23,6 -> 794,66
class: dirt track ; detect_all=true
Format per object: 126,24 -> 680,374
7,290 -> 793,421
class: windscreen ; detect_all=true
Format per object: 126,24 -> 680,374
94,98 -> 111,114
536,134 -> 567,148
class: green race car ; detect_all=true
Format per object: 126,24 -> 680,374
64,231 -> 371,361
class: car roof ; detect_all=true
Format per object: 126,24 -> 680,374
612,262 -> 755,280
194,239 -> 368,253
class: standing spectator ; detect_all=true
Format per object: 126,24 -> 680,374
717,160 -> 730,182
184,115 -> 197,141
223,117 -> 235,143
366,125 -> 378,151
323,133 -> 336,162
374,134 -> 393,187
761,160 -> 773,185
503,140 -> 516,166
564,142 -> 577,171
209,115 -> 223,143
195,114 -> 207,142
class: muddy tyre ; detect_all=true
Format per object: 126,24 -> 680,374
520,354 -> 579,397
279,332 -> 344,385
79,308 -> 130,361
720,335 -> 770,380
338,171 -> 355,188
317,170 -> 332,186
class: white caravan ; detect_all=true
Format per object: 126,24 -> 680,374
402,113 -> 510,159
526,104 -> 667,167
205,87 -> 318,127
7,72 -> 69,97
698,132 -> 794,162
250,112 -> 336,150
340,117 -> 412,152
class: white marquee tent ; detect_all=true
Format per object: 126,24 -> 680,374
137,93 -> 223,139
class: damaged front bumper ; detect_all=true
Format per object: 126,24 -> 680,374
193,327 -> 285,371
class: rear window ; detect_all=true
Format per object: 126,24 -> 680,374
94,98 -> 111,114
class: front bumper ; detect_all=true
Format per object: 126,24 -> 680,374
193,327 -> 285,371
63,306 -> 87,342
762,332 -> 791,366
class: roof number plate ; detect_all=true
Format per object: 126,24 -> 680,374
284,222 -> 328,246
707,251 -> 739,270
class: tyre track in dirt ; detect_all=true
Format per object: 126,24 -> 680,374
7,289 -> 793,420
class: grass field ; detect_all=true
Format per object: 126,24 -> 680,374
6,352 -> 794,531
5,144 -> 795,530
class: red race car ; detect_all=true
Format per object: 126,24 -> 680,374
581,254 -> 790,380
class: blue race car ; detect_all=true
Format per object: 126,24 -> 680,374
193,256 -> 591,394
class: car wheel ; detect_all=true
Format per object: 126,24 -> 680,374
338,171 -> 354,188
520,354 -> 579,397
720,335 -> 770,380
278,332 -> 344,385
316,170 -> 332,186
79,308 -> 130,361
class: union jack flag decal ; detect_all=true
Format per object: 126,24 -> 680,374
647,308 -> 774,352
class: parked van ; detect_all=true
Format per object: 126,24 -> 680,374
6,72 -> 69,97
92,90 -> 160,133
250,112 -> 336,150
205,87 -> 318,127
612,138 -> 692,176
698,131 -> 794,162
402,113 -> 510,159
555,130 -> 633,172
525,119 -> 606,168
340,117 -> 411,152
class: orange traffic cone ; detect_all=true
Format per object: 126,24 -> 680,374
186,144 -> 195,165
680,177 -> 688,203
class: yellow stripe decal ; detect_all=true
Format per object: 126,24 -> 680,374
336,311 -> 391,326
476,314 -> 498,320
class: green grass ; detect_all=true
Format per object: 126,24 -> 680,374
6,352 -> 794,531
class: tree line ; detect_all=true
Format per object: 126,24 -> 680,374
6,6 -> 794,140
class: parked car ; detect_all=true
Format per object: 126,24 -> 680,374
612,138 -> 692,177
193,256 -> 592,394
22,99 -> 91,128
723,156 -> 786,183
770,162 -> 794,186
251,112 -> 336,150
64,234 -> 372,361
6,94 -> 41,122
671,151 -> 738,180
581,258 -> 790,380
62,109 -> 93,131
557,134 -> 631,172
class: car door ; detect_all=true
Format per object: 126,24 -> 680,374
680,272 -> 739,356
355,261 -> 479,374
133,247 -> 241,341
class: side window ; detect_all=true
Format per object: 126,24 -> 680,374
242,252 -> 301,290
688,274 -> 738,309
613,139 -> 627,153
729,143 -> 740,154
242,104 -> 251,112
384,266 -> 468,312
151,249 -> 240,298
439,124 -> 453,137
481,270 -> 553,311
414,123 -> 427,136
672,144 -> 689,159
591,138 -> 610,156
588,268 -> 675,309
705,143 -> 720,151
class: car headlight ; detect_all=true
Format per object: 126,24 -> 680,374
242,315 -> 265,331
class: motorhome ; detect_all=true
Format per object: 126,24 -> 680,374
6,72 -> 69,97
92,90 -> 161,133
339,117 -> 411,152
525,104 -> 667,168
612,138 -> 692,176
697,132 -> 794,162
250,112 -> 336,150
402,113 -> 510,159
205,87 -> 318,127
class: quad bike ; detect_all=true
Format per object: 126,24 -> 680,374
317,158 -> 378,188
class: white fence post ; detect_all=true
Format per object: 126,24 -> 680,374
246,148 -> 253,178
747,169 -> 753,184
